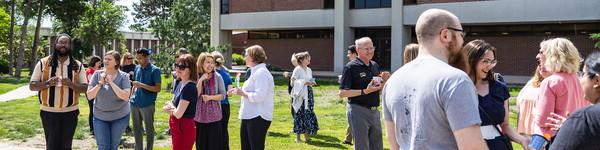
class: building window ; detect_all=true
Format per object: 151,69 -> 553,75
248,32 -> 268,39
324,0 -> 335,9
382,0 -> 392,7
248,30 -> 334,39
351,0 -> 391,9
221,0 -> 229,14
365,0 -> 380,8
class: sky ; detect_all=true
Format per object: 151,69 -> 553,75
42,0 -> 138,32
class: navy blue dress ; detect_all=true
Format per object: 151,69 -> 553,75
478,79 -> 511,150
293,86 -> 319,134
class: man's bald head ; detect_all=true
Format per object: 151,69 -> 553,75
355,37 -> 373,48
415,9 -> 461,43
354,37 -> 375,61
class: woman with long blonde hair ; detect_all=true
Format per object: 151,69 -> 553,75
533,38 -> 590,138
516,40 -> 553,137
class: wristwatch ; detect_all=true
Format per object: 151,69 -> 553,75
361,89 -> 365,95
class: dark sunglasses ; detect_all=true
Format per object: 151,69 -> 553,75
175,64 -> 189,70
126,57 -> 133,60
447,27 -> 465,38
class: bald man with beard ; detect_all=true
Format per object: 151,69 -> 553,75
381,9 -> 488,150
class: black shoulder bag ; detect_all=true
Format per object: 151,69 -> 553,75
479,105 -> 514,150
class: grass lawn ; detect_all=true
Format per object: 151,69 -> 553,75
0,75 -> 526,150
0,75 -> 31,95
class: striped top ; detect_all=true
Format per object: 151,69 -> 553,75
30,56 -> 87,112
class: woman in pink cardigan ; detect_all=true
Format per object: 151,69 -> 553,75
533,38 -> 590,138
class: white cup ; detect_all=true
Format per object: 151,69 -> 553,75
56,76 -> 63,87
372,77 -> 382,86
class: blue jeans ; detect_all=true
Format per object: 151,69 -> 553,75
94,114 -> 130,150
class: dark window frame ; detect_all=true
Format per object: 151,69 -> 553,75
324,0 -> 335,9
220,0 -> 230,14
351,0 -> 392,9
248,30 -> 334,40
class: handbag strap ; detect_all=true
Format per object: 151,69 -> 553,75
479,80 -> 510,136
478,105 -> 505,135
479,104 -> 514,150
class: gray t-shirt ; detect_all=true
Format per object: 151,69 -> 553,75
90,70 -> 131,121
382,56 -> 481,150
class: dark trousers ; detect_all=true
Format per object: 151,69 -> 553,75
196,121 -> 223,150
347,104 -> 383,150
131,105 -> 155,150
40,110 -> 79,150
88,99 -> 94,133
240,116 -> 271,150
221,104 -> 231,150
290,98 -> 295,118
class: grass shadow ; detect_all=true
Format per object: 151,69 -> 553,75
0,76 -> 30,84
267,131 -> 290,138
306,140 -> 346,149
311,134 -> 342,143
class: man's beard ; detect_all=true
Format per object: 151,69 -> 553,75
447,34 -> 462,58
447,35 -> 469,73
55,46 -> 71,57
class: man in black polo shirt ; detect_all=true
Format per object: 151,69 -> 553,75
339,37 -> 388,150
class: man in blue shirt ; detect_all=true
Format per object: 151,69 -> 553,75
130,49 -> 161,150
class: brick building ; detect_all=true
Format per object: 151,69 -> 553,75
211,0 -> 600,77
42,27 -> 162,57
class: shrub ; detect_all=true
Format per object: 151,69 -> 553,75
0,59 -> 8,74
232,53 -> 245,66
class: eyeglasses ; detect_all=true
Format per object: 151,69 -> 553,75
363,46 -> 376,51
447,27 -> 465,38
174,64 -> 189,70
126,57 -> 133,60
482,59 -> 497,67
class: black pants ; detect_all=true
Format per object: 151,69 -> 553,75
40,110 -> 79,150
196,121 -> 224,150
88,99 -> 94,133
221,104 -> 231,150
240,116 -> 271,150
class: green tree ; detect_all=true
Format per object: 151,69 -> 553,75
163,0 -> 211,55
131,0 -> 174,37
0,7 -> 10,48
134,0 -> 215,75
150,46 -> 174,77
7,0 -> 16,76
30,0 -> 45,75
591,33 -> 600,48
46,0 -> 87,35
74,0 -> 126,57
0,7 -> 11,73
15,0 -> 33,78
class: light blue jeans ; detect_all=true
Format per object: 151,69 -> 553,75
94,114 -> 130,150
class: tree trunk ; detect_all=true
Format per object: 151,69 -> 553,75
31,0 -> 44,76
7,0 -> 16,76
15,0 -> 32,78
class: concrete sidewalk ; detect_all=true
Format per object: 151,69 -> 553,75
0,85 -> 37,102
0,143 -> 42,150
